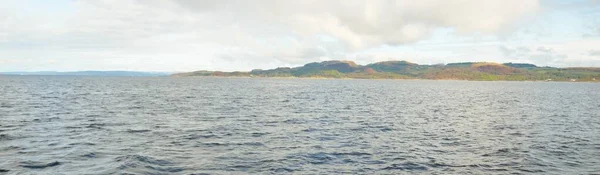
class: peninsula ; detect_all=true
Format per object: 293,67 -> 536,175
172,60 -> 600,81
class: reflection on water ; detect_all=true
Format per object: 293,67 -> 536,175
1,76 -> 599,174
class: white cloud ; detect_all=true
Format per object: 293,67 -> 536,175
170,0 -> 540,48
536,46 -> 554,53
13,0 -> 600,71
0,58 -> 17,64
497,39 -> 600,67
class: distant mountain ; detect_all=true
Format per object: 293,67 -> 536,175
171,60 -> 600,82
0,71 -> 170,77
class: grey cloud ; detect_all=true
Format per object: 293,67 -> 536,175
499,46 -> 531,57
499,45 -> 572,66
499,46 -> 515,56
517,46 -> 531,53
300,47 -> 328,59
529,53 -> 568,66
0,0 -> 542,71
6,0 -> 542,49
590,50 -> 600,56
170,0 -> 541,49
582,27 -> 600,38
537,47 -> 554,53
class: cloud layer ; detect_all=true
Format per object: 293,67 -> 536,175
2,0 -> 599,71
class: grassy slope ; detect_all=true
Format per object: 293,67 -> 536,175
171,61 -> 600,81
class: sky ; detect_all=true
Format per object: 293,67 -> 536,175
1,0 -> 600,72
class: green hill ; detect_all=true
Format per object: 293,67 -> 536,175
171,60 -> 600,82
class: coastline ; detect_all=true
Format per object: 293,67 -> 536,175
171,60 -> 600,82
171,75 -> 600,83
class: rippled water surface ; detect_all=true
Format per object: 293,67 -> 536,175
1,76 -> 599,174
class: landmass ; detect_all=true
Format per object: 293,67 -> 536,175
172,60 -> 600,81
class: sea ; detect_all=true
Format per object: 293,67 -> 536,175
1,76 -> 599,174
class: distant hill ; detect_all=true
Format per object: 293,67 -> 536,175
0,71 -> 170,77
171,60 -> 600,81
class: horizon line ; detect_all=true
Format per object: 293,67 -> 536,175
2,60 -> 600,73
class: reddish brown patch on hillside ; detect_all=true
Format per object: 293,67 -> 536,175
472,63 -> 519,74
364,67 -> 377,74
421,68 -> 468,80
212,71 -> 225,76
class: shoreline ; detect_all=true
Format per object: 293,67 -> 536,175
171,75 -> 600,83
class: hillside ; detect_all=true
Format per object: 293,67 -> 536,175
171,60 -> 600,81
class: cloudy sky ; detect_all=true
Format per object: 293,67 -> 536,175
1,0 -> 600,72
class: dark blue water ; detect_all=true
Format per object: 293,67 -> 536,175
1,76 -> 599,174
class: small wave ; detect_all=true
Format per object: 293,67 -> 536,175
0,104 -> 12,108
41,96 -> 59,99
183,134 -> 218,140
426,162 -> 470,168
85,123 -> 105,129
250,132 -> 269,137
301,128 -> 319,132
68,142 -> 96,147
287,151 -> 372,165
82,153 -> 96,158
20,161 -> 61,169
517,168 -> 545,173
284,119 -> 306,124
116,155 -> 173,166
128,106 -> 143,109
202,142 -> 228,147
482,148 -> 520,157
225,164 -> 253,171
31,117 -> 60,122
379,127 -> 393,132
240,142 -> 265,146
0,134 -> 14,141
382,162 -> 428,171
202,142 -> 265,147
292,152 -> 336,165
0,146 -> 23,152
147,165 -> 185,173
115,155 -> 184,173
330,152 -> 372,156
126,129 -> 152,133
364,160 -> 386,164
271,167 -> 296,173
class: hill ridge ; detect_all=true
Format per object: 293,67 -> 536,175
172,60 -> 600,81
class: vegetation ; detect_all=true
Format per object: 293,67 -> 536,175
171,60 -> 600,82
